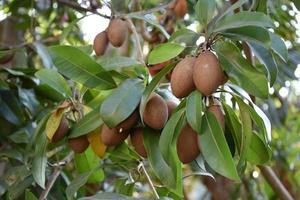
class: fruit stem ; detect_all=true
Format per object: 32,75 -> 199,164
139,161 -> 160,199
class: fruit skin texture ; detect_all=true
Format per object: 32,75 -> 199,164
177,124 -> 200,164
174,0 -> 188,18
116,110 -> 138,133
166,100 -> 177,119
130,128 -> 147,158
171,57 -> 196,98
142,93 -> 168,130
93,31 -> 109,56
208,104 -> 225,130
100,124 -> 129,146
148,60 -> 171,77
193,51 -> 224,96
69,135 -> 89,154
107,18 -> 128,47
51,117 -> 69,143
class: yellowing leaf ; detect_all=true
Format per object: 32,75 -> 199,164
87,127 -> 106,158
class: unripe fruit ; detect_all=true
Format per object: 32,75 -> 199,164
100,124 -> 129,146
107,18 -> 128,47
51,117 -> 69,143
171,57 -> 196,98
93,31 -> 109,56
142,93 -> 168,130
166,100 -> 177,119
208,101 -> 225,130
69,135 -> 89,153
193,51 -> 224,96
130,128 -> 147,158
116,110 -> 138,133
177,124 -> 200,164
174,0 -> 188,18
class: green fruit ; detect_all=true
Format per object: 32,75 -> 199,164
130,128 -> 147,158
100,124 -> 129,146
68,135 -> 89,153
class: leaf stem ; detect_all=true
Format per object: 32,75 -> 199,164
139,162 -> 160,199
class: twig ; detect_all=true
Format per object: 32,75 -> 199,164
139,162 -> 159,199
39,152 -> 74,200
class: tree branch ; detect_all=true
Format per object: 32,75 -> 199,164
139,162 -> 159,199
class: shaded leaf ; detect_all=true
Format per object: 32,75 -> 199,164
269,32 -> 288,62
97,56 -> 144,71
78,192 -> 144,200
186,91 -> 202,133
246,132 -> 271,164
169,29 -> 199,46
195,0 -> 216,27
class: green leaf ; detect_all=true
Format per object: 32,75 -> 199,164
32,133 -> 48,188
97,56 -> 144,71
139,63 -> 176,122
200,112 -> 240,181
169,29 -> 199,46
195,0 -> 216,27
114,178 -> 134,196
100,78 -> 144,127
212,11 -> 274,33
33,42 -> 53,68
35,69 -> 72,98
292,0 -> 300,10
269,32 -> 288,62
78,192 -> 144,200
147,43 -> 185,65
25,189 -> 38,200
248,42 -> 278,86
186,91 -> 202,133
74,146 -> 104,183
246,132 -> 270,164
215,41 -> 268,99
211,0 -> 247,23
69,109 -> 103,138
221,26 -> 271,47
7,176 -> 34,200
48,45 -> 116,90
252,0 -> 268,13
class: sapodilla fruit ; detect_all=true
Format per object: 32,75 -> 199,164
208,101 -> 225,130
174,0 -> 188,18
100,124 -> 129,146
130,128 -> 147,158
69,135 -> 89,153
115,110 -> 138,133
171,57 -> 196,98
193,51 -> 224,96
93,31 -> 109,56
148,60 -> 171,77
166,100 -> 177,119
51,117 -> 69,143
107,18 -> 128,47
177,124 -> 200,164
142,93 -> 168,130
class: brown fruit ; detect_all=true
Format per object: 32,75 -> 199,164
130,128 -> 147,158
116,110 -> 138,133
148,60 -> 171,77
174,0 -> 188,18
107,18 -> 128,47
193,51 -> 224,96
142,93 -> 168,130
221,73 -> 229,85
51,117 -> 69,143
208,102 -> 225,130
171,57 -> 196,98
177,124 -> 200,164
166,100 -> 177,119
69,135 -> 89,153
100,124 -> 129,146
93,31 -> 109,56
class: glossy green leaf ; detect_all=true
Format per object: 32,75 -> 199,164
147,43 -> 185,65
215,41 -> 269,99
139,63 -> 176,122
48,45 -> 116,90
200,112 -> 240,181
246,132 -> 270,164
97,56 -> 144,71
195,0 -> 216,27
269,32 -> 288,62
74,146 -> 104,183
100,78 -> 144,127
212,11 -> 274,33
35,69 -> 72,98
186,91 -> 202,133
252,0 -> 268,13
69,109 -> 103,138
169,29 -> 199,46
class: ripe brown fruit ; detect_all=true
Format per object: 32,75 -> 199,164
68,135 -> 89,153
142,93 -> 168,130
166,100 -> 177,119
174,0 -> 188,18
148,60 -> 171,77
130,128 -> 147,158
171,57 -> 196,98
208,102 -> 225,130
177,124 -> 200,164
193,51 -> 224,96
107,18 -> 128,47
116,110 -> 138,133
100,124 -> 129,146
51,117 -> 69,143
93,31 -> 109,56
